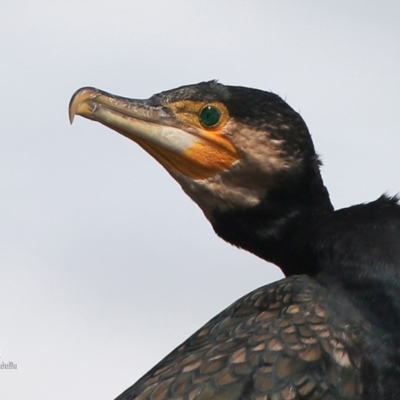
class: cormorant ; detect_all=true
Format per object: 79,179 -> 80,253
69,81 -> 400,399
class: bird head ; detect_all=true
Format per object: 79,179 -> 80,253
69,81 -> 321,223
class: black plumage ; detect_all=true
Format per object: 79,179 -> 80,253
69,81 -> 400,399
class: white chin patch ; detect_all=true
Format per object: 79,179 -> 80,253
177,171 -> 267,221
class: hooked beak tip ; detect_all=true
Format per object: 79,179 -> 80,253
68,87 -> 101,125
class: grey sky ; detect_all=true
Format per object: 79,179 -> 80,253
1,1 -> 400,399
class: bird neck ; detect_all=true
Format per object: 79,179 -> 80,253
211,165 -> 334,276
214,184 -> 400,309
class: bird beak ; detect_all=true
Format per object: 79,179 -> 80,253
69,87 -> 238,179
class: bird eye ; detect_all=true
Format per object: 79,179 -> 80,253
199,105 -> 221,127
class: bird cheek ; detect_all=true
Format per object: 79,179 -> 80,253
182,141 -> 239,179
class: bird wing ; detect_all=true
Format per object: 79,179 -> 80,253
115,275 -> 363,400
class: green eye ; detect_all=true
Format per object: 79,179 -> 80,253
199,105 -> 221,127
